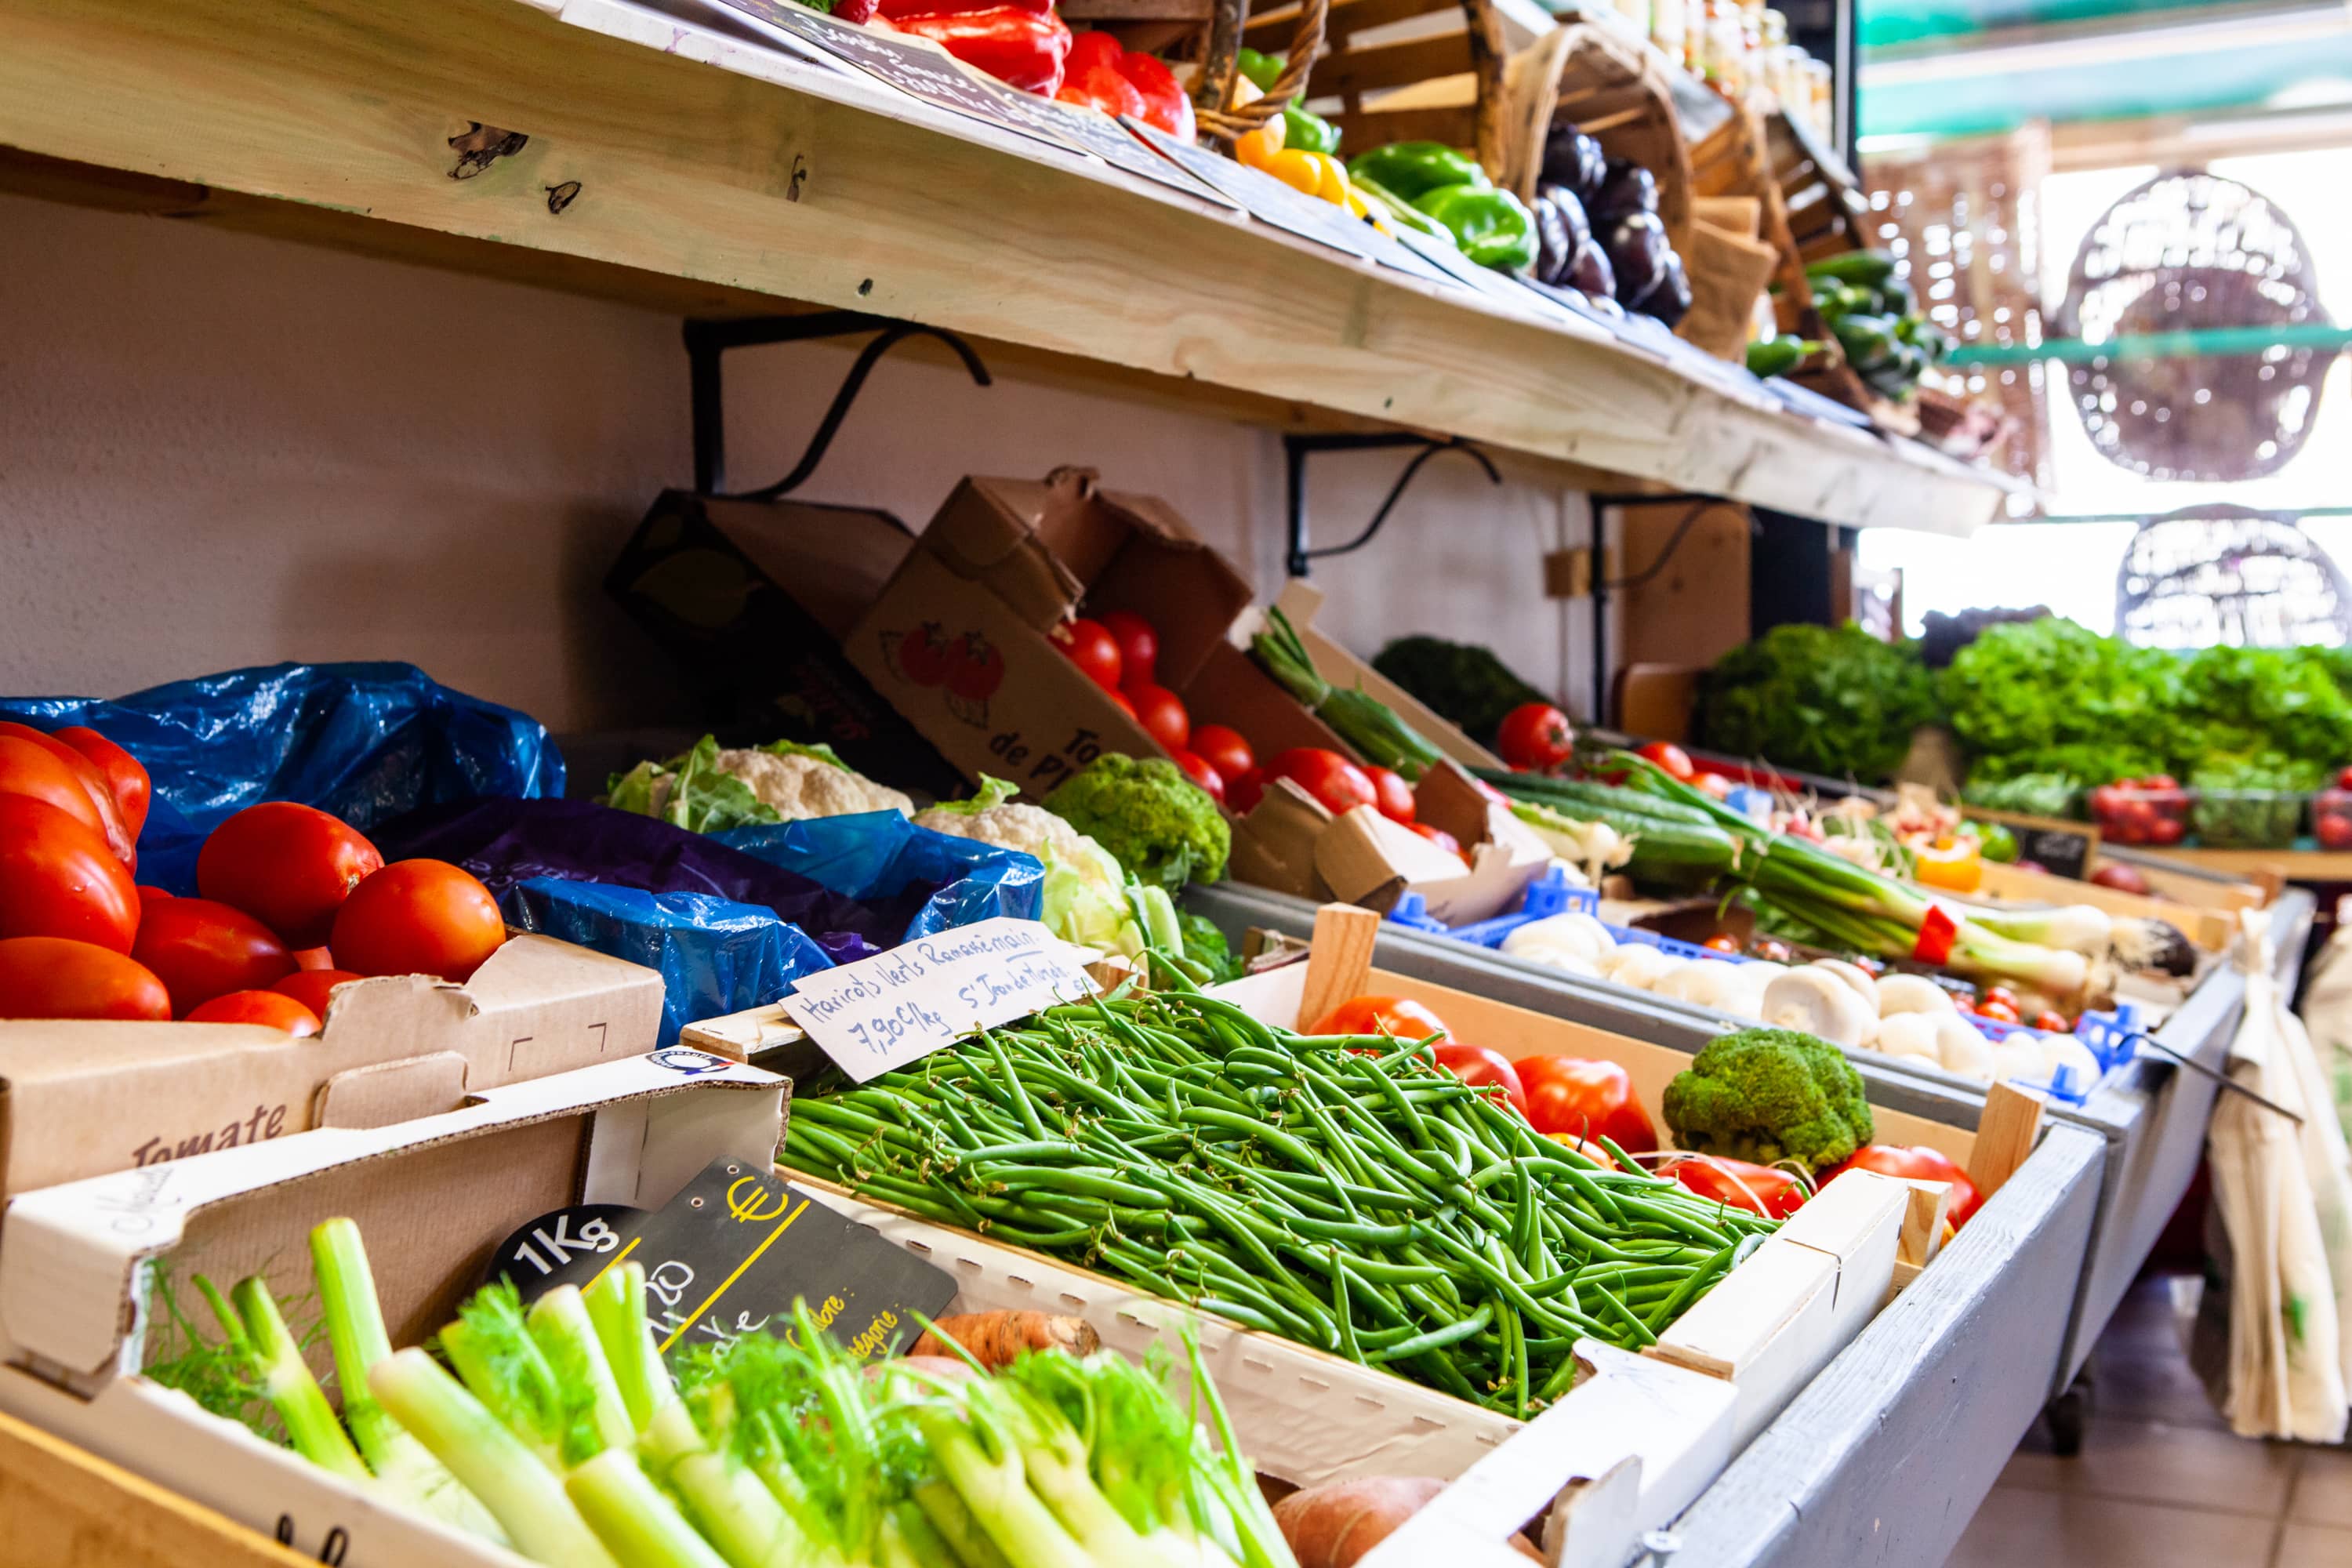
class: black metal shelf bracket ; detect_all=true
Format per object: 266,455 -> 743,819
1283,432 -> 1501,579
684,311 -> 992,499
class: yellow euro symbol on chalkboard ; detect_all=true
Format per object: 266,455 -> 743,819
727,1176 -> 793,1225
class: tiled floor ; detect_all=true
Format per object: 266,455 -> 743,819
1944,1276 -> 2352,1567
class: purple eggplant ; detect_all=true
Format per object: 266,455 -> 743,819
1569,238 -> 1617,301
1629,249 -> 1692,327
1591,158 -> 1658,223
1604,210 -> 1671,303
1539,122 -> 1609,205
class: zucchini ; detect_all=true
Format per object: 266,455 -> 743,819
1474,770 -> 1720,827
1804,250 -> 1897,289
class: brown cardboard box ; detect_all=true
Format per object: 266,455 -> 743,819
1230,760 -> 1552,924
0,933 -> 663,1198
846,469 -> 1254,798
607,490 -> 967,801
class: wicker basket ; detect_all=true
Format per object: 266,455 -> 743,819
1501,23 -> 1691,238
1245,0 -> 1508,176
1196,0 -> 1331,140
1760,109 -> 1921,434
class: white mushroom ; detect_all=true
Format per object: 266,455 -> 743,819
2041,1033 -> 2104,1093
1871,1011 -> 1943,1062
1716,961 -> 1781,1022
1501,913 -> 1617,969
1653,959 -> 1755,1014
1759,966 -> 1876,1047
1603,943 -> 1679,991
1809,959 -> 1880,1008
1875,972 -> 1959,1019
1989,1038 -> 2044,1086
1933,1014 -> 1994,1080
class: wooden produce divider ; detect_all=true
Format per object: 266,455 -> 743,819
0,1410 -> 314,1568
0,0 -> 2013,535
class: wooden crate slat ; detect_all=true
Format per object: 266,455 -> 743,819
1312,31 -> 1475,99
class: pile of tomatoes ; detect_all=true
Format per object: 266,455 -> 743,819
1303,989 -> 1983,1227
1054,612 -> 1468,861
0,720 -> 510,1033
2086,776 -> 2189,847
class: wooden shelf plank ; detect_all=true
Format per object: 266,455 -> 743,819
0,1409 -> 314,1568
0,0 -> 2015,533
2143,845 -> 2352,882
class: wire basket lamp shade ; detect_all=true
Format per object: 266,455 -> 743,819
2116,503 -> 2352,648
2058,170 -> 2332,481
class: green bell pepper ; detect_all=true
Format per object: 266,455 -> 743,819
1969,820 -> 2020,864
1235,47 -> 1283,93
1353,175 -> 1456,244
1283,103 -> 1340,155
1413,183 -> 1536,273
1744,336 -> 1817,379
1347,141 -> 1488,203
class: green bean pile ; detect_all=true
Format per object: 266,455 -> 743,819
782,992 -> 1778,1416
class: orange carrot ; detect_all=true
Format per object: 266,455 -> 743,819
1273,1477 -> 1543,1568
906,1312 -> 1099,1370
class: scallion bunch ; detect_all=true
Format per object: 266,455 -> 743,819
1250,608 -> 1444,779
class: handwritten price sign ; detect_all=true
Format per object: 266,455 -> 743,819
786,916 -> 1098,1081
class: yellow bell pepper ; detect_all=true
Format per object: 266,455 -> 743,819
1911,835 -> 1983,894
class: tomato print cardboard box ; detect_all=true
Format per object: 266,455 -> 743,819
847,466 -> 1254,800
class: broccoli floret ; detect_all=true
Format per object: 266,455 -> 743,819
1042,755 -> 1230,892
1660,1027 -> 1874,1172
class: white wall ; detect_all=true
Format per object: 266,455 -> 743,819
0,191 -> 1596,736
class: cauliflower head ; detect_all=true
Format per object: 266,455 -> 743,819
1660,1026 -> 1874,1172
715,745 -> 913,820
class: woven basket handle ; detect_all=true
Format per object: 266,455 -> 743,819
1196,0 -> 1330,140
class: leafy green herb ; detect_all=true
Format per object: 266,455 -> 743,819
1696,624 -> 1939,783
1370,635 -> 1550,747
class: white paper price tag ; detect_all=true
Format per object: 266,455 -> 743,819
786,916 -> 1098,1082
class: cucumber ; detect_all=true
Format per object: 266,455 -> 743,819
1804,250 -> 1896,289
1475,770 -> 1720,827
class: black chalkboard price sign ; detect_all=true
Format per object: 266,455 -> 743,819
488,1156 -> 956,1363
1971,808 -> 2101,882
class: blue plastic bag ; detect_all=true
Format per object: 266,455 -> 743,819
504,879 -> 840,1045
713,811 -> 1042,939
2,662 -> 563,894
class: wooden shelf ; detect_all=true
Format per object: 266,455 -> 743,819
2143,845 -> 2352,883
0,1408 -> 311,1568
0,0 -> 2017,533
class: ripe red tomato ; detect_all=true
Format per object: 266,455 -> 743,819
1308,994 -> 1451,1042
273,967 -> 365,1020
0,723 -> 136,865
1190,724 -> 1255,785
1410,821 -> 1467,864
0,795 -> 141,952
895,622 -> 953,687
2031,1010 -> 2073,1033
1826,1144 -> 1981,1227
131,896 -> 296,1015
1265,749 -> 1375,817
1106,689 -> 1138,720
185,989 -> 323,1036
1661,1156 -> 1809,1218
1545,1134 -> 1617,1170
1637,741 -> 1697,782
1226,767 -> 1265,815
137,884 -> 173,902
1050,618 -> 1124,691
1125,684 -> 1191,751
0,936 -> 172,1021
1096,610 -> 1158,688
1169,748 -> 1225,803
1363,765 -> 1416,824
1703,935 -> 1743,953
291,946 -> 336,970
2338,766 -> 2352,792
1496,704 -> 1575,771
54,727 -> 151,838
1513,1055 -> 1657,1152
946,633 -> 1006,702
198,803 -> 386,948
332,860 -> 507,983
1433,1043 -> 1527,1116
2148,816 -> 2187,845
0,733 -> 111,840
1973,999 -> 2021,1025
1980,984 -> 2019,1011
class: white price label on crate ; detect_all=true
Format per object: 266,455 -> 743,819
786,916 -> 1098,1082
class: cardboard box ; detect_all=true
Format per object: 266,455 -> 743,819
846,468 -> 1254,798
607,488 -> 967,801
0,933 -> 664,1200
1229,760 -> 1554,926
0,1049 -> 786,1566
1266,580 -> 1507,771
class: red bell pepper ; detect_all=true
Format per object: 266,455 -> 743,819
1112,48 -> 1194,138
1432,1043 -> 1527,1117
888,5 -> 1073,95
1512,1055 -> 1657,1153
1659,1155 -> 1810,1218
1055,32 -> 1147,118
1826,1144 -> 1982,1227
1913,902 -> 1958,966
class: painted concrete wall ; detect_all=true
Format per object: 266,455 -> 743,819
0,191 -> 1598,738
